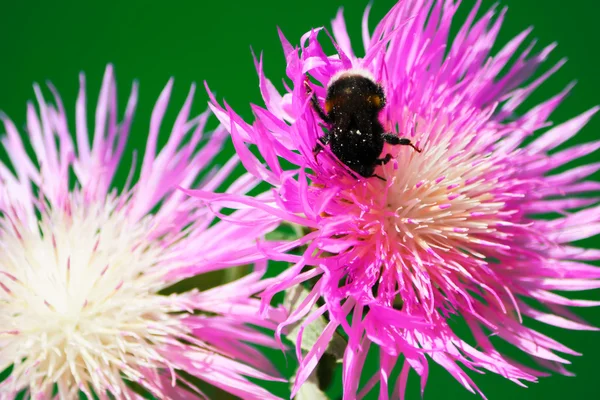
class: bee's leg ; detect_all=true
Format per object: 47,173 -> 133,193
382,133 -> 422,153
311,94 -> 331,124
304,79 -> 332,124
372,155 -> 392,181
313,142 -> 324,156
313,131 -> 331,156
375,153 -> 393,165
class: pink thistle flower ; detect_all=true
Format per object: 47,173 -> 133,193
0,65 -> 285,399
202,1 -> 600,398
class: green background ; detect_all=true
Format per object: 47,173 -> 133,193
1,0 -> 599,399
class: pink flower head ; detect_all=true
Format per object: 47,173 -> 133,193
204,1 -> 600,398
0,65 -> 284,399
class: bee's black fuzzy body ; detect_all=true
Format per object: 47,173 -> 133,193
308,71 -> 420,178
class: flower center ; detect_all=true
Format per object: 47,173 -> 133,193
382,131 -> 505,260
0,194 -> 183,393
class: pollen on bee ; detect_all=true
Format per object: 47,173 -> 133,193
369,95 -> 382,107
325,95 -> 345,113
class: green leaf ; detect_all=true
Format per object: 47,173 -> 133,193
265,222 -> 305,242
292,365 -> 329,400
284,283 -> 346,394
283,283 -> 347,361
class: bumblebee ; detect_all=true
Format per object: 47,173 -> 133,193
307,70 -> 421,179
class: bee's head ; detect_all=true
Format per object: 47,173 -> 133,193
326,69 -> 386,114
